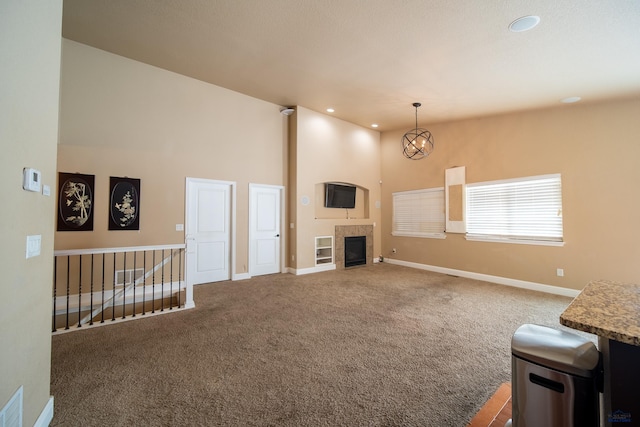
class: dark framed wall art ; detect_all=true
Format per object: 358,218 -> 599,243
109,177 -> 141,230
57,172 -> 95,231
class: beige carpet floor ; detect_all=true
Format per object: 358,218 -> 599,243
50,263 -> 576,426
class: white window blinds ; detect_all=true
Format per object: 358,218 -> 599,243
466,174 -> 563,243
392,188 -> 445,238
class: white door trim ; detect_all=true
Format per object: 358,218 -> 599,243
185,177 -> 237,287
248,183 -> 285,276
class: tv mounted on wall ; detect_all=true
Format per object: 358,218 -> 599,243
324,183 -> 356,209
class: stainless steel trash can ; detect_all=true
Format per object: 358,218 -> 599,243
511,324 -> 600,427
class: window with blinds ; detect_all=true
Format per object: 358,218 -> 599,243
392,188 -> 445,238
466,174 -> 563,245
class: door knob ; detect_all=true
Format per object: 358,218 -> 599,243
275,234 -> 280,237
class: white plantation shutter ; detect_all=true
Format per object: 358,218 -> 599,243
466,174 -> 563,243
392,188 -> 445,238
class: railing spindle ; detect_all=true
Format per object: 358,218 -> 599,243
152,250 -> 156,314
52,257 -> 57,332
112,252 -> 116,321
161,249 -> 165,312
121,251 -> 127,319
142,251 -> 147,315
89,254 -> 94,326
65,256 -> 70,330
77,254 -> 83,328
169,250 -> 174,310
101,253 -> 105,323
132,251 -> 137,317
179,248 -> 183,308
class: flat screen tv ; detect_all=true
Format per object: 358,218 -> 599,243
324,183 -> 356,209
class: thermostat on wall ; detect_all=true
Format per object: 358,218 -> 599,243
23,168 -> 42,192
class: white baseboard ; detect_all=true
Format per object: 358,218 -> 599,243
384,258 -> 580,298
288,263 -> 336,276
288,261 -> 383,275
232,272 -> 251,281
34,396 -> 54,427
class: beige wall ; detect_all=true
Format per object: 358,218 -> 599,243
57,40 -> 286,275
290,107 -> 382,269
58,37 -> 640,292
381,97 -> 640,290
1,1 -> 61,424
58,41 -> 383,276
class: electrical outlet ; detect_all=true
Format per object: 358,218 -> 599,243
392,248 -> 397,254
557,268 -> 564,277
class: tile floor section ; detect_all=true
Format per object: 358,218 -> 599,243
467,383 -> 511,427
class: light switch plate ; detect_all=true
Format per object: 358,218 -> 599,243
26,235 -> 41,259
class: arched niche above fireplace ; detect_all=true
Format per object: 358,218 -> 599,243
313,182 -> 370,219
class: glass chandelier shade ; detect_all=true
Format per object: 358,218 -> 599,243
401,103 -> 434,160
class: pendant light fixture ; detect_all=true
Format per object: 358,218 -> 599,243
401,102 -> 434,160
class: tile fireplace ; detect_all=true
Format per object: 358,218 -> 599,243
334,225 -> 373,269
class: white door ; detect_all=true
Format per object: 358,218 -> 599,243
249,184 -> 282,276
186,178 -> 232,284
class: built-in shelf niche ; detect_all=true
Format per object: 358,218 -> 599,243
314,182 -> 370,219
315,236 -> 334,266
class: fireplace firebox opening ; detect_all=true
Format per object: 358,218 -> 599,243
345,236 -> 366,268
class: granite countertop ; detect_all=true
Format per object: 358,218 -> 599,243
560,279 -> 640,346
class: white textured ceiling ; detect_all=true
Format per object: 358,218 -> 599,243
62,0 -> 640,131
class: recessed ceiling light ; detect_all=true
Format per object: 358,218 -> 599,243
371,124 -> 379,128
509,15 -> 540,32
561,96 -> 582,104
326,108 -> 335,113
